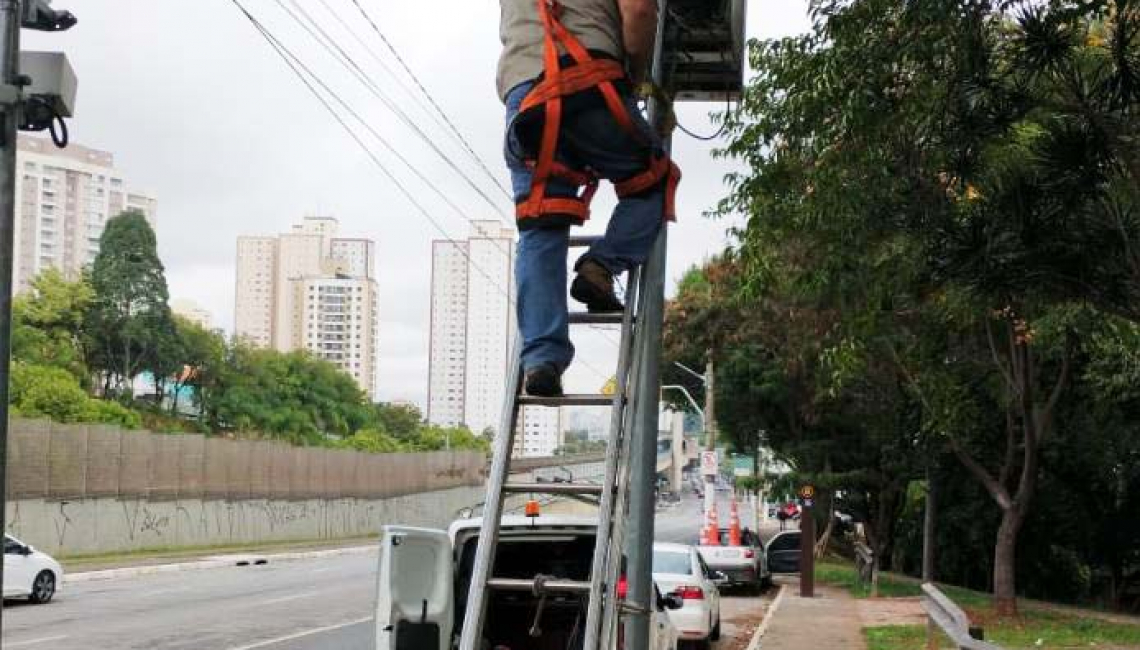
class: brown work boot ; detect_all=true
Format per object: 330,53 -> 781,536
571,259 -> 624,313
524,363 -> 564,397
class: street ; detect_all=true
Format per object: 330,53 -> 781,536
2,492 -> 770,649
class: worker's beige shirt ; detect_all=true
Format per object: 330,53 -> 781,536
497,0 -> 624,100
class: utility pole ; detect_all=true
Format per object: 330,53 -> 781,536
703,353 -> 716,516
0,4 -> 22,633
0,1 -> 76,636
624,0 -> 671,647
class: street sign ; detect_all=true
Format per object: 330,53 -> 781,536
799,484 -> 815,500
700,451 -> 719,477
601,376 -> 617,396
732,456 -> 753,477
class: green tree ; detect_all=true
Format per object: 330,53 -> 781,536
84,210 -> 177,398
10,363 -> 140,428
11,269 -> 93,382
166,316 -> 226,416
209,344 -> 371,444
713,0 -> 1138,615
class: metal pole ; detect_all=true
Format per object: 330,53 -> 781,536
625,2 -> 670,646
703,356 -> 716,518
924,466 -> 937,650
0,0 -> 21,637
625,228 -> 667,650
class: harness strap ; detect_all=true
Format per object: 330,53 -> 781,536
515,0 -> 678,227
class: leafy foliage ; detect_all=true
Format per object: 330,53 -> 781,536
667,0 -> 1140,613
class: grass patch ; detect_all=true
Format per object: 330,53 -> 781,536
864,612 -> 1140,649
816,560 -> 923,599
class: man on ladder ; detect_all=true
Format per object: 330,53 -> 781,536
498,0 -> 680,398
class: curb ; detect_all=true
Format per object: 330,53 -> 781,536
746,583 -> 786,650
64,544 -> 377,584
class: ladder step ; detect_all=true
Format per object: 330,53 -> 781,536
487,578 -> 591,594
569,311 -> 625,325
520,394 -> 614,407
568,235 -> 601,248
504,482 -> 605,496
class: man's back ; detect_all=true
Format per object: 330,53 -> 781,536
497,0 -> 624,100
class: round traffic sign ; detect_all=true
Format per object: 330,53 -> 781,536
799,485 -> 815,500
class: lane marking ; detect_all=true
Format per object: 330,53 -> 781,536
6,635 -> 70,647
259,591 -> 319,606
225,617 -> 371,650
746,583 -> 785,650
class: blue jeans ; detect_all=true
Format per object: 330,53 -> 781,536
505,81 -> 665,373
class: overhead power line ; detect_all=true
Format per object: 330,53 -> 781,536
271,0 -> 519,273
346,0 -> 513,202
277,0 -> 512,225
228,0 -> 617,382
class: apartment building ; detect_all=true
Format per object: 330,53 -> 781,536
171,298 -> 215,330
426,221 -> 563,454
233,217 -> 378,398
14,135 -> 157,293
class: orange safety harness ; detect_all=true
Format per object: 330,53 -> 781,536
513,0 -> 681,229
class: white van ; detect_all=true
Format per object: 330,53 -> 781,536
374,515 -> 681,650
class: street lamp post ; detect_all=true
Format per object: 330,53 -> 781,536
669,357 -> 717,520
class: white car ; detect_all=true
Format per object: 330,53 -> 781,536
374,515 -> 680,650
652,542 -> 722,648
3,534 -> 62,603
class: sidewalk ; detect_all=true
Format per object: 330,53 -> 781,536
757,580 -> 867,650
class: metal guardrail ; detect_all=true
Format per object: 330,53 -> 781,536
921,583 -> 1004,650
854,542 -> 874,585
507,452 -> 607,472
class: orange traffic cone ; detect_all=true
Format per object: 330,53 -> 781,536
728,499 -> 742,546
706,504 -> 720,546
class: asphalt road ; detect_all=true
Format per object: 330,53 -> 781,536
2,553 -> 377,650
2,491 -> 769,650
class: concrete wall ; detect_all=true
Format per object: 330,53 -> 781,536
6,486 -> 488,556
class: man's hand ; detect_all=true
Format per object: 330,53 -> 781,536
619,0 -> 657,84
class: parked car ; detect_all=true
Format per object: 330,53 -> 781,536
652,542 -> 723,649
374,516 -> 680,650
766,530 -> 802,574
695,528 -> 771,591
3,534 -> 61,603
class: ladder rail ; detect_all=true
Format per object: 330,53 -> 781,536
457,334 -> 524,650
597,269 -> 651,648
581,266 -> 643,650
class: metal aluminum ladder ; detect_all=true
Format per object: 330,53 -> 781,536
458,234 -> 653,650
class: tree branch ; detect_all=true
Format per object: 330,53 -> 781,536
985,317 -> 1016,395
950,436 -> 1012,510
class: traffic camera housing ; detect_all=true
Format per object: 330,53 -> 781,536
665,0 -> 747,102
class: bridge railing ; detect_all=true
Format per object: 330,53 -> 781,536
921,583 -> 1004,650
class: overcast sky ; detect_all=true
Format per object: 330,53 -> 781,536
25,0 -> 811,408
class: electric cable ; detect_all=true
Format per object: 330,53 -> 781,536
229,0 -> 616,384
346,0 -> 513,201
277,0 -> 513,224
272,0 -> 520,282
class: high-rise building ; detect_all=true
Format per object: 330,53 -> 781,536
233,217 -> 379,398
515,407 -> 565,458
14,135 -> 157,293
171,298 -> 215,330
426,221 -> 563,454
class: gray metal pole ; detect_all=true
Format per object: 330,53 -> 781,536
625,226 -> 667,650
624,2 -> 671,643
0,0 -> 21,637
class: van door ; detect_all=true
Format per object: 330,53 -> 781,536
375,526 -> 453,650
